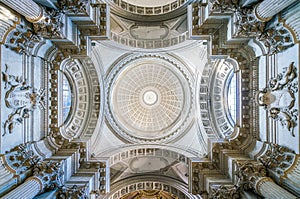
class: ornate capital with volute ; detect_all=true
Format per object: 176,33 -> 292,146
1,142 -> 40,174
31,160 -> 64,191
236,161 -> 267,191
258,143 -> 295,175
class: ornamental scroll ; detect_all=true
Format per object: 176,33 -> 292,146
256,62 -> 298,136
2,64 -> 44,136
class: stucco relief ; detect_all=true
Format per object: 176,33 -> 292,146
2,65 -> 44,136
257,62 -> 298,136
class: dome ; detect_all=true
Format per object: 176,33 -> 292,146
106,54 -> 193,143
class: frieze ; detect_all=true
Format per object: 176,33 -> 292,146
256,62 -> 298,136
2,64 -> 44,136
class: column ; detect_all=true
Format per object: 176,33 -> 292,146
1,177 -> 42,199
254,0 -> 297,21
0,0 -> 43,22
236,161 -> 297,199
1,161 -> 64,199
255,177 -> 297,199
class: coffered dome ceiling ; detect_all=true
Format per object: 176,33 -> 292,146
105,53 -> 193,143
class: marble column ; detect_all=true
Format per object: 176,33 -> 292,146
1,161 -> 64,199
254,0 -> 297,21
0,0 -> 43,22
255,177 -> 297,199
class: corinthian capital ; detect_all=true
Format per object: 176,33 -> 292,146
236,161 -> 267,190
33,160 -> 64,191
1,142 -> 40,174
258,143 -> 295,175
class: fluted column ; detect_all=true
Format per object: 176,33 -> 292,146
236,161 -> 297,199
255,177 -> 297,199
1,161 -> 64,199
254,0 -> 297,21
0,0 -> 43,22
2,177 -> 42,199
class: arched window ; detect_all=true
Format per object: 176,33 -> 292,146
62,74 -> 72,122
227,72 -> 237,125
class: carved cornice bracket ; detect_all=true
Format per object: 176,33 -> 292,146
32,8 -> 63,39
56,185 -> 88,199
57,0 -> 89,14
209,184 -> 240,199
